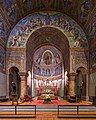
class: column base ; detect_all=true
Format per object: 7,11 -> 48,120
68,96 -> 77,103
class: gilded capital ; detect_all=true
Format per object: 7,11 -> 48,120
19,72 -> 28,81
69,72 -> 77,81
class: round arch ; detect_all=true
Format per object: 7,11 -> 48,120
26,26 -> 69,56
75,67 -> 86,100
26,26 -> 70,73
6,12 -> 89,100
7,12 -> 88,49
9,66 -> 21,100
26,26 -> 70,98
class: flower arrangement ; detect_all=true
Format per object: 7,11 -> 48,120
45,94 -> 51,101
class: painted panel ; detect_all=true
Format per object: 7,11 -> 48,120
63,0 -> 72,8
90,45 -> 96,68
0,72 -> 7,97
80,0 -> 90,21
88,15 -> 96,41
22,0 -> 33,13
3,0 -> 17,20
0,46 -> 6,70
0,16 -> 5,43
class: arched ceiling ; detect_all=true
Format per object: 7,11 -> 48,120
26,27 -> 69,58
7,12 -> 88,48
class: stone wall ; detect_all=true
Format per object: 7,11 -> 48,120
89,71 -> 96,96
26,52 -> 32,72
70,48 -> 89,73
0,14 -> 7,98
0,72 -> 7,97
89,45 -> 96,99
6,48 -> 26,72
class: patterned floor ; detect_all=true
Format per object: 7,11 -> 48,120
0,112 -> 96,120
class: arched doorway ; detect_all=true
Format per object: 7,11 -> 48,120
9,67 -> 21,100
32,45 -> 63,98
26,27 -> 70,99
6,12 -> 88,100
75,67 -> 86,99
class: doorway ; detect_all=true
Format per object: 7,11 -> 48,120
75,67 -> 86,99
26,27 -> 70,98
9,67 -> 21,100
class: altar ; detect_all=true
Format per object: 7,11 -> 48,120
38,94 -> 58,100
39,86 -> 57,96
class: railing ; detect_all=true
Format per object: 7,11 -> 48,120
0,105 -> 36,118
0,104 -> 96,118
58,105 -> 96,118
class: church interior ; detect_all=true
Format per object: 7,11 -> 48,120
0,0 -> 96,118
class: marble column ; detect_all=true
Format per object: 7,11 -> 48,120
69,73 -> 76,97
19,72 -> 28,98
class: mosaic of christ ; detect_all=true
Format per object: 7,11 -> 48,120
43,52 -> 52,65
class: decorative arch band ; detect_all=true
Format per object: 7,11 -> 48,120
7,12 -> 88,48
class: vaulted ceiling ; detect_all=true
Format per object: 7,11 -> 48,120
0,0 -> 96,31
27,27 -> 69,58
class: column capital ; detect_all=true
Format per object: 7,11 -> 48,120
19,72 -> 28,81
68,72 -> 77,81
69,72 -> 77,77
19,72 -> 28,77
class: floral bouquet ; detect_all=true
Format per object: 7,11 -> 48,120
45,94 -> 51,101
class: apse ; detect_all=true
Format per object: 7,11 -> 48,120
25,25 -> 70,98
31,45 -> 64,97
33,46 -> 62,79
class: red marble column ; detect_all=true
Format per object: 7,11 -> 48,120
69,73 -> 76,97
19,72 -> 28,98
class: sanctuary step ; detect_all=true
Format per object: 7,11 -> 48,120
38,94 -> 58,100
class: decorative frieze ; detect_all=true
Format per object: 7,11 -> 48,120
6,51 -> 26,72
70,49 -> 88,72
0,46 -> 5,71
90,45 -> 96,70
